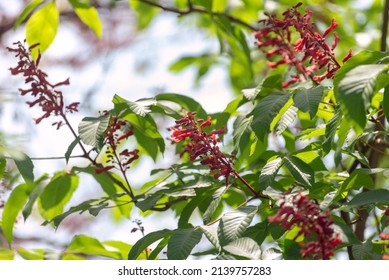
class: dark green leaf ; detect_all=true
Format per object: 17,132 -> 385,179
167,228 -> 203,259
337,64 -> 389,133
126,98 -> 157,117
135,194 -> 162,212
242,73 -> 283,101
128,229 -> 172,260
293,86 -> 324,119
384,86 -> 389,123
341,170 -> 374,192
218,206 -> 257,246
348,189 -> 389,206
0,158 -> 5,179
14,152 -> 34,186
64,138 -> 79,164
284,156 -> 314,187
232,115 -> 253,152
250,92 -> 291,141
2,184 -> 30,244
203,187 -> 227,224
22,174 -> 48,220
322,109 -> 340,153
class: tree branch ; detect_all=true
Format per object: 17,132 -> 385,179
137,0 -> 259,31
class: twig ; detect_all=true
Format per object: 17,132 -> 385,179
137,0 -> 259,31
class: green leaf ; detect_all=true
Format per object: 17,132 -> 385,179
232,115 -> 253,152
78,114 -> 110,150
155,93 -> 207,119
16,248 -> 45,260
69,0 -> 102,38
14,0 -> 44,29
293,86 -> 324,119
64,138 -> 79,164
14,152 -> 34,187
258,157 -> 283,189
0,158 -> 5,179
212,0 -> 228,12
242,73 -> 283,101
294,151 -> 327,171
126,98 -> 157,117
178,189 -> 209,227
2,184 -> 30,244
67,235 -> 121,259
26,1 -> 59,59
275,105 -> 298,135
352,241 -> 374,260
218,206 -> 257,246
384,86 -> 389,123
250,92 -> 291,141
337,64 -> 389,133
322,109 -> 340,153
129,0 -> 158,29
200,226 -> 221,251
0,248 -> 15,260
284,156 -> 314,187
167,228 -> 203,260
203,187 -> 227,224
341,170 -> 374,193
38,171 -> 79,221
223,237 -> 261,260
348,189 -> 389,206
22,174 -> 48,220
128,229 -> 172,260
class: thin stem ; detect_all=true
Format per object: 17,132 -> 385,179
138,0 -> 259,31
3,155 -> 85,161
381,0 -> 389,51
233,170 -> 270,200
112,150 -> 135,199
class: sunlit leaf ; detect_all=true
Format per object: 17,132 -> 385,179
14,152 -> 34,187
69,0 -> 102,38
78,114 -> 110,150
258,157 -> 283,189
200,226 -> 221,251
284,156 -> 314,187
127,98 -> 157,117
17,248 -> 45,260
129,0 -> 158,29
275,105 -> 298,135
64,138 -> 79,164
67,234 -> 121,259
26,1 -> 59,59
218,206 -> 257,246
223,237 -> 261,260
2,183 -> 30,244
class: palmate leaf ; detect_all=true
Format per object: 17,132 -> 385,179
217,206 -> 257,246
293,86 -> 324,119
223,237 -> 261,260
250,92 -> 291,141
167,228 -> 203,260
78,114 -> 110,150
258,157 -> 283,189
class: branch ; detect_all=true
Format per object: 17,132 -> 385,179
137,0 -> 259,31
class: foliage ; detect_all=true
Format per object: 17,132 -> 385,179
0,0 -> 389,260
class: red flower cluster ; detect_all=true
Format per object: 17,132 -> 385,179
7,41 -> 79,128
269,192 -> 341,259
95,115 -> 139,174
170,112 -> 234,185
255,2 -> 352,87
